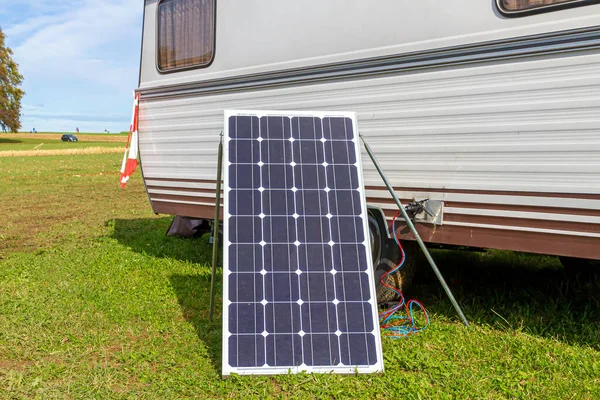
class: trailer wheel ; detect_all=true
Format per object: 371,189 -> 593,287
368,211 -> 417,303
368,213 -> 383,267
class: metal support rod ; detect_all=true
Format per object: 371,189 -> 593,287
360,134 -> 470,327
209,133 -> 224,322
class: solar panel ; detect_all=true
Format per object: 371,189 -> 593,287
222,110 -> 384,375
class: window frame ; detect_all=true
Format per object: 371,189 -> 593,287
155,0 -> 217,74
496,0 -> 600,17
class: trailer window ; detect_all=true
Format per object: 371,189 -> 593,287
497,0 -> 598,15
157,0 -> 215,72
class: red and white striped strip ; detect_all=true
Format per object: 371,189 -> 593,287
119,92 -> 140,188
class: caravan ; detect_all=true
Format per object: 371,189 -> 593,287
135,0 -> 600,267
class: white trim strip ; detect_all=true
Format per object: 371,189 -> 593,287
152,198 -> 217,207
148,188 -> 216,197
445,206 -> 600,224
443,221 -> 600,238
365,189 -> 600,211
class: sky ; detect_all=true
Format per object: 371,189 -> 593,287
0,0 -> 142,133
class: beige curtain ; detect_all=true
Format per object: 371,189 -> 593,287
158,0 -> 215,71
500,0 -> 576,11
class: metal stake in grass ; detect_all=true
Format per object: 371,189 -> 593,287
359,134 -> 470,328
209,133 -> 224,322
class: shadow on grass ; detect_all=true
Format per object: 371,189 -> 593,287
111,217 -> 224,368
111,217 -> 599,352
0,138 -> 23,144
110,217 -> 214,265
170,273 -> 223,371
408,249 -> 600,350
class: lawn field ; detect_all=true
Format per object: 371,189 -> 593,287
0,135 -> 126,158
0,151 -> 599,399
0,134 -> 125,151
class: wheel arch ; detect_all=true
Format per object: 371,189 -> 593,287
367,205 -> 391,240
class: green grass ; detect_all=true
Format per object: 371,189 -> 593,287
0,138 -> 123,152
1,153 -> 599,399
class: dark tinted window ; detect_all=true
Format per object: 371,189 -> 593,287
498,0 -> 597,14
157,0 -> 215,72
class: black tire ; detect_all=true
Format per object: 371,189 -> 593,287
368,212 -> 418,303
368,213 -> 383,267
375,241 -> 418,303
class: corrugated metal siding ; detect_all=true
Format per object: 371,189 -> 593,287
139,50 -> 600,242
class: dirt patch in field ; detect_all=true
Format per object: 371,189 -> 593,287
0,133 -> 127,143
0,147 -> 124,157
0,160 -> 149,255
0,359 -> 35,372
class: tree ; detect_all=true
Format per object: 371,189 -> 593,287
0,27 -> 24,133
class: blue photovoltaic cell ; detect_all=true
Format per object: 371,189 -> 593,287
223,112 -> 383,375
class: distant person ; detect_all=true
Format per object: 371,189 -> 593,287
33,128 -> 37,134
76,127 -> 79,134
